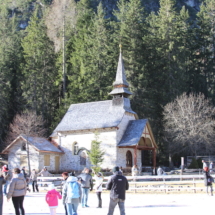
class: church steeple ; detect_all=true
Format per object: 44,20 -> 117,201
109,46 -> 132,98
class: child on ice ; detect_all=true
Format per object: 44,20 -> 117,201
46,184 -> 62,215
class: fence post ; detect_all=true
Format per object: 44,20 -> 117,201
193,178 -> 196,193
134,183 -> 136,194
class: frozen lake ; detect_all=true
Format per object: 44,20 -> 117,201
3,191 -> 213,215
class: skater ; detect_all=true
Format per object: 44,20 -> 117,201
106,166 -> 129,215
132,165 -> 139,181
2,165 -> 12,196
0,170 -> 5,215
30,169 -> 39,192
93,170 -> 103,208
203,167 -> 213,196
209,162 -> 214,173
38,167 -> 51,177
38,167 -> 51,187
78,168 -> 93,208
202,160 -> 207,169
46,184 -> 62,215
62,172 -> 69,215
7,168 -> 27,215
62,175 -> 81,215
21,167 -> 30,192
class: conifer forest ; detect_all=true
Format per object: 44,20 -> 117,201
0,0 -> 215,165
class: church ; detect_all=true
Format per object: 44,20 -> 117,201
3,51 -> 157,173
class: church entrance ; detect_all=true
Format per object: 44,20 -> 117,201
126,150 -> 132,167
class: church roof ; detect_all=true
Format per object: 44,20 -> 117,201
109,87 -> 132,95
51,97 -> 136,135
109,51 -> 132,96
1,135 -> 64,154
118,119 -> 148,147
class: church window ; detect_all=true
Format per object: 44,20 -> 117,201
80,151 -> 86,166
73,142 -> 79,155
21,143 -> 26,151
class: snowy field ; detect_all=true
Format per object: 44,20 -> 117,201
3,192 -> 213,215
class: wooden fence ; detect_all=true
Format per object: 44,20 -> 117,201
37,174 -> 212,193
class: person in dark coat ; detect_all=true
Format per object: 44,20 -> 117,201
0,172 -> 6,215
78,168 -> 93,208
106,166 -> 129,215
203,167 -> 213,196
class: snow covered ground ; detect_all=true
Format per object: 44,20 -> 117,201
3,192 -> 213,215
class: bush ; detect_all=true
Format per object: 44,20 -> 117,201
197,158 -> 203,169
188,158 -> 199,169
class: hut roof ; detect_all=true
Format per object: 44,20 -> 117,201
1,135 -> 63,154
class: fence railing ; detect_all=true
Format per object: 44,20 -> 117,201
37,174 -> 212,193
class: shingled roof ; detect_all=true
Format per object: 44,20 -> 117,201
2,135 -> 64,154
109,51 -> 132,96
118,119 -> 148,147
51,97 -> 136,136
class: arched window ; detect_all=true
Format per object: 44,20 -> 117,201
126,150 -> 132,167
21,143 -> 26,151
80,151 -> 86,166
73,142 -> 79,155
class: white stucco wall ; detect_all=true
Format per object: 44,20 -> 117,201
8,139 -> 39,173
58,129 -> 118,171
56,112 -> 136,171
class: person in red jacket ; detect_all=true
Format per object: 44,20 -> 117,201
45,184 -> 62,215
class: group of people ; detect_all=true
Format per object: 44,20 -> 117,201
0,165 -> 129,215
56,166 -> 128,215
0,165 -> 52,215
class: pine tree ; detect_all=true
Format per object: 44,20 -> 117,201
68,0 -> 116,103
113,0 -> 148,115
142,0 -> 191,162
0,8 -> 24,148
88,133 -> 104,172
21,8 -> 58,130
194,0 -> 215,103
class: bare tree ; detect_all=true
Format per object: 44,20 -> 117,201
5,110 -> 47,174
163,93 -> 215,157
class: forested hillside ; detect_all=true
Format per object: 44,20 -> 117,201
0,0 -> 214,164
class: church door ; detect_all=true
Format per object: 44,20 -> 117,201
55,156 -> 60,172
80,151 -> 87,166
126,150 -> 132,167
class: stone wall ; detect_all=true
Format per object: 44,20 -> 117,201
116,147 -> 141,168
38,153 -> 58,172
